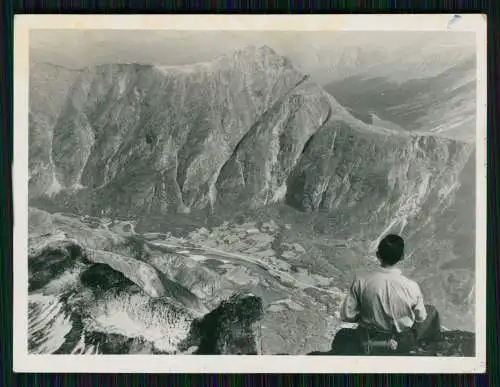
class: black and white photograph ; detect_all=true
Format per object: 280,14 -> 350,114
13,14 -> 487,373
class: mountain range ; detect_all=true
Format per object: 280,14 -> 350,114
324,57 -> 476,142
27,44 -> 477,355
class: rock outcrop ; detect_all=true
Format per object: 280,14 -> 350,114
29,63 -> 80,198
181,293 -> 264,355
28,240 -> 87,292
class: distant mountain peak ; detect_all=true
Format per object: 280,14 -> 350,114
256,44 -> 278,55
233,44 -> 277,56
151,44 -> 293,77
30,61 -> 82,73
229,44 -> 292,67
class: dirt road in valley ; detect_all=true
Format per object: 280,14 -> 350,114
147,240 -> 344,298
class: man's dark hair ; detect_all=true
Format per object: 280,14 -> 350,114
377,234 -> 405,266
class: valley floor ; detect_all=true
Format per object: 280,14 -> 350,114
26,206 -> 476,356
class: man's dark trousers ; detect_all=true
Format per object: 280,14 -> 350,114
330,305 -> 441,355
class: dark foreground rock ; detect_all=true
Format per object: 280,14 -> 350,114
415,330 -> 475,357
28,241 -> 89,292
182,294 -> 263,355
308,330 -> 475,357
79,263 -> 139,293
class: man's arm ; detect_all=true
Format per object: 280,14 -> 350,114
340,279 -> 361,323
413,284 -> 427,323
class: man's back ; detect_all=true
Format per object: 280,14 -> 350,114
341,267 -> 427,333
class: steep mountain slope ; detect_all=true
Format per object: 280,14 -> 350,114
324,58 -> 476,142
30,46 -> 474,234
403,150 -> 476,331
29,63 -> 80,197
32,46 -> 355,214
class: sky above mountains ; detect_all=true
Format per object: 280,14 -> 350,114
30,30 -> 475,85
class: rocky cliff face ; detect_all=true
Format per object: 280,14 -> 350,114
32,46 -> 314,213
29,63 -> 79,198
29,46 -> 474,240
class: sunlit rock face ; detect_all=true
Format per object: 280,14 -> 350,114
29,63 -> 79,198
29,45 -> 474,228
31,46 -> 314,215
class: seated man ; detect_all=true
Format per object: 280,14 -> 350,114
332,234 -> 441,355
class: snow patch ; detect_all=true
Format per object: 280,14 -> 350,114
45,175 -> 63,196
118,76 -> 127,94
271,184 -> 288,203
155,62 -> 214,75
28,294 -> 73,354
86,293 -> 192,354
